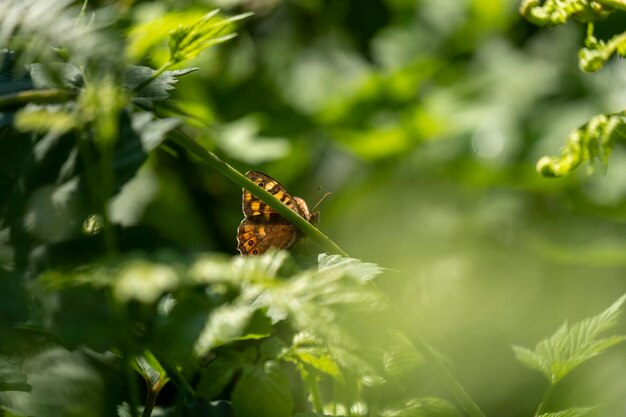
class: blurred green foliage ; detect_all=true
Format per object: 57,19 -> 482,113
2,0 -> 626,416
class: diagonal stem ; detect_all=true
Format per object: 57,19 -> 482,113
168,129 -> 348,256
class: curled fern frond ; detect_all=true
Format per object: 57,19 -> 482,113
519,0 -> 613,26
579,31 -> 626,72
536,111 -> 626,177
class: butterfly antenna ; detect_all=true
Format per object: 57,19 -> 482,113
312,192 -> 332,212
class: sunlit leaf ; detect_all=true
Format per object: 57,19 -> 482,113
513,294 -> 626,384
193,304 -> 269,356
114,261 -> 180,304
167,9 -> 252,64
318,254 -> 384,282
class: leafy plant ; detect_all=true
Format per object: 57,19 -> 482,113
514,295 -> 626,416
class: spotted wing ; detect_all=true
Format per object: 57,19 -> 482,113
237,214 -> 299,255
242,171 -> 303,218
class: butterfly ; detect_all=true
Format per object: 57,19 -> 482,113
237,171 -> 319,256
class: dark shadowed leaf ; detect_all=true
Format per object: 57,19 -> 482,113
0,356 -> 31,393
231,361 -> 294,417
197,350 -> 247,401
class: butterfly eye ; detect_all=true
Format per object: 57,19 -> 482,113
252,250 -> 258,255
247,240 -> 253,246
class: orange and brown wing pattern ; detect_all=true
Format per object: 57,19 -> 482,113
242,171 -> 303,218
237,171 -> 315,256
237,215 -> 299,255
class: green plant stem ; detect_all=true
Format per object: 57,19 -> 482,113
306,373 -> 323,414
369,281 -> 487,417
142,380 -> 163,417
168,129 -> 349,257
0,89 -> 76,109
534,383 -> 555,417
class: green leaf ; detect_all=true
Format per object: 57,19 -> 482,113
113,260 -> 180,304
193,304 -> 270,356
130,111 -> 180,152
231,361 -> 294,417
283,331 -> 342,380
124,66 -> 198,107
0,356 -> 31,393
136,350 -> 169,388
318,254 -> 384,282
167,9 -> 252,64
197,350 -> 247,400
513,294 -> 626,384
538,407 -> 594,417
29,63 -> 83,90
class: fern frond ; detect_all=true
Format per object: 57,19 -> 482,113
536,111 -> 626,177
579,31 -> 626,72
519,0 -> 613,26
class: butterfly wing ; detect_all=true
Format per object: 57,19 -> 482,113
242,171 -> 304,217
237,214 -> 299,255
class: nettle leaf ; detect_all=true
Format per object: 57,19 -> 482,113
123,65 -> 198,107
318,254 -> 384,283
513,294 -> 626,384
538,407 -> 595,417
0,356 -> 31,393
168,9 -> 252,64
197,350 -> 248,401
283,331 -> 341,380
29,63 -> 83,90
193,304 -> 271,356
380,397 -> 460,417
130,111 -> 180,152
231,361 -> 294,417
